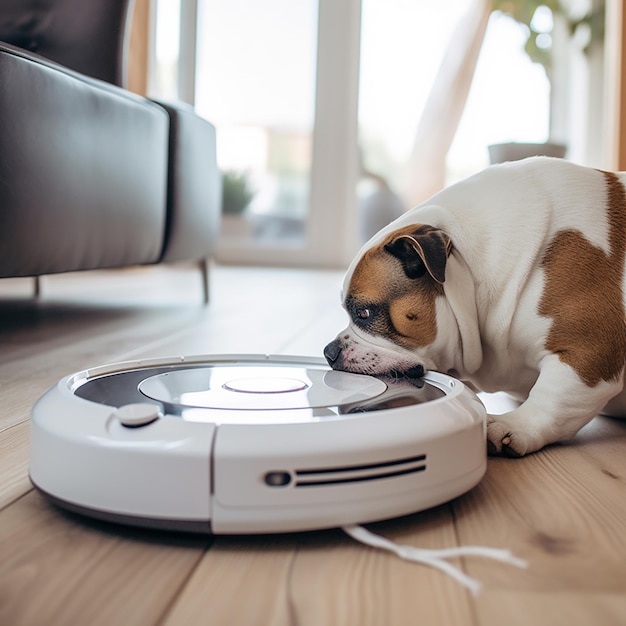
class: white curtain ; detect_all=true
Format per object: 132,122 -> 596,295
402,0 -> 492,208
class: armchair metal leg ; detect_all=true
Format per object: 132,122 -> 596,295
199,258 -> 210,305
34,275 -> 42,300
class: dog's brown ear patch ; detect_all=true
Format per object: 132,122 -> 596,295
384,226 -> 452,284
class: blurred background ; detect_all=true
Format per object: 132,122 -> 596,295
139,0 -> 609,268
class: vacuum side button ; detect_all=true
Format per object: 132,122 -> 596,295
114,403 -> 162,428
264,471 -> 292,487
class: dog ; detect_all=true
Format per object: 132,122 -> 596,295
324,157 -> 626,456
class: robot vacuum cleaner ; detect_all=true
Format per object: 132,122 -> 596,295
30,354 -> 487,534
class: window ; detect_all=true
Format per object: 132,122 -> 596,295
152,0 -> 553,266
195,0 -> 317,250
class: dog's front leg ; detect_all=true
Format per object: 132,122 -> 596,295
487,354 -> 624,456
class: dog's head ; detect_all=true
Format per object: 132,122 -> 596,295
324,224 -> 458,380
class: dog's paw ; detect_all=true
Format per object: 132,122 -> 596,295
487,415 -> 532,457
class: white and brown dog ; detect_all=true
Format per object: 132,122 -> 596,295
324,157 -> 626,456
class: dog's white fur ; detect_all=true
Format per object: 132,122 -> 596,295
330,157 -> 626,456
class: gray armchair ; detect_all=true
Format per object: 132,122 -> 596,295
0,0 -> 221,302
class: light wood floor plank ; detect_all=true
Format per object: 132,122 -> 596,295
161,535 -> 296,626
0,492 -> 209,626
0,422 -> 30,510
453,431 -> 626,597
475,591 -> 626,626
286,512 -> 476,626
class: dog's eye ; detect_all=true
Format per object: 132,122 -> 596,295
357,308 -> 370,320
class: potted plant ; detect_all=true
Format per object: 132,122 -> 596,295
488,0 -> 605,163
220,170 -> 256,238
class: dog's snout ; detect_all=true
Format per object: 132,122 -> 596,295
324,339 -> 343,365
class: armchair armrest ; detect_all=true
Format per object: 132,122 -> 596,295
0,42 -> 169,277
154,100 -> 222,264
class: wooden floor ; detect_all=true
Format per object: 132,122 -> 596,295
1,264 -> 625,625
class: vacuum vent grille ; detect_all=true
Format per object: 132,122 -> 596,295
294,454 -> 427,487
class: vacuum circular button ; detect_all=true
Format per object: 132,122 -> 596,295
114,403 -> 161,427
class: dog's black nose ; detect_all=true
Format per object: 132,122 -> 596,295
405,365 -> 425,379
324,339 -> 343,365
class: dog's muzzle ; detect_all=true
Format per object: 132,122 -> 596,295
324,339 -> 425,380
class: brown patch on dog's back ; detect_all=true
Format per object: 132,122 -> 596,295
538,172 -> 626,386
348,225 -> 443,348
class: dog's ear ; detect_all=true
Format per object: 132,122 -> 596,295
384,226 -> 452,284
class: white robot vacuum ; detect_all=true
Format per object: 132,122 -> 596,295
30,354 -> 487,534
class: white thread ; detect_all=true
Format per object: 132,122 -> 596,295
343,524 -> 528,596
